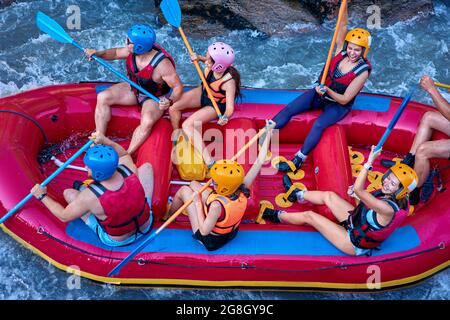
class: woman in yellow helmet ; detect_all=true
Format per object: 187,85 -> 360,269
272,5 -> 373,173
167,122 -> 274,251
262,146 -> 418,256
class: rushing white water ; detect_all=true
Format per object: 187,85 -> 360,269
0,0 -> 449,299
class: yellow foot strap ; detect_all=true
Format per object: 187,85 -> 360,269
271,156 -> 297,172
256,200 -> 274,224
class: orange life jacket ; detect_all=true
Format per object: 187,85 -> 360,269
203,67 -> 233,104
205,191 -> 247,235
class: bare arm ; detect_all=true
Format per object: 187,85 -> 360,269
222,79 -> 236,118
195,195 -> 221,236
324,71 -> 369,105
31,186 -> 92,223
243,124 -> 273,187
137,163 -> 154,201
335,1 -> 348,55
353,168 -> 394,217
191,53 -> 208,64
159,59 -> 184,103
353,146 -> 395,218
85,47 -> 129,61
429,89 -> 450,121
421,76 -> 450,121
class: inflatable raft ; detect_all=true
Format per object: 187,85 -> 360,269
0,83 -> 448,290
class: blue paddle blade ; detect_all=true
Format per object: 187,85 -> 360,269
36,11 -> 73,44
161,0 -> 182,28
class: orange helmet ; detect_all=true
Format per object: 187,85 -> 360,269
210,160 -> 245,196
345,28 -> 372,58
382,163 -> 418,200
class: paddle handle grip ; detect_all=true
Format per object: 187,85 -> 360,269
178,28 -> 223,118
0,140 -> 94,225
320,0 -> 347,85
375,86 -> 417,151
71,41 -> 160,103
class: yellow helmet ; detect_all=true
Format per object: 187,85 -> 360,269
345,28 -> 372,58
210,160 -> 245,196
383,163 -> 418,200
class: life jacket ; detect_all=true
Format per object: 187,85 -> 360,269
88,164 -> 151,237
126,44 -> 175,97
205,190 -> 248,235
319,50 -> 372,103
347,191 -> 409,249
202,66 -> 233,104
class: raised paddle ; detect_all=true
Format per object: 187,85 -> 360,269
375,85 -> 417,152
320,0 -> 348,85
160,0 -> 224,119
36,11 -> 160,103
108,124 -> 271,277
0,140 -> 94,224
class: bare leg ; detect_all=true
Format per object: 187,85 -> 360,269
169,182 -> 211,215
95,83 -> 138,134
415,139 -> 450,186
279,210 -> 356,255
302,190 -> 355,222
182,107 -> 218,166
410,111 -> 450,154
187,181 -> 213,203
169,186 -> 201,233
168,86 -> 202,130
127,100 -> 164,155
137,163 -> 154,199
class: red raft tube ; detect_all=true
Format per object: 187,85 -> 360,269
0,83 -> 448,290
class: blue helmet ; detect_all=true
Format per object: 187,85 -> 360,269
127,24 -> 156,55
83,145 -> 119,181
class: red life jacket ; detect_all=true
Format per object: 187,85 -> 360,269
126,44 -> 176,97
88,165 -> 151,237
319,50 -> 372,103
347,191 -> 409,249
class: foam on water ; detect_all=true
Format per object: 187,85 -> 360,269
0,0 -> 449,300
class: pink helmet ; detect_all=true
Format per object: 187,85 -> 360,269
207,42 -> 235,72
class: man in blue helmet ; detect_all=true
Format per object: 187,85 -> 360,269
31,132 -> 155,247
85,24 -> 183,155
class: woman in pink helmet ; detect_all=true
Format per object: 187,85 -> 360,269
167,42 -> 242,169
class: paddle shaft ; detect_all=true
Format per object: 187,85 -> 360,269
70,41 -> 160,103
177,28 -> 223,118
434,82 -> 450,90
108,127 -> 268,276
0,140 -> 94,225
375,86 -> 417,151
320,0 -> 348,85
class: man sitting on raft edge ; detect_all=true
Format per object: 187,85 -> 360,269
31,132 -> 154,247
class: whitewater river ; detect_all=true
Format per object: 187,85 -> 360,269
0,0 -> 448,299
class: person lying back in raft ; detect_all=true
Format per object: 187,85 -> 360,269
166,42 -> 242,169
261,146 -> 418,256
85,24 -> 183,155
381,75 -> 450,204
271,6 -> 372,172
31,132 -> 154,247
166,121 -> 275,251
